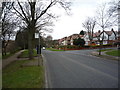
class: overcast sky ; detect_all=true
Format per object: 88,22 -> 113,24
45,0 -> 116,40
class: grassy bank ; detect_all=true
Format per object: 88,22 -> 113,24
47,48 -> 64,51
97,49 -> 112,52
106,50 -> 120,57
18,49 -> 37,58
2,60 -> 44,88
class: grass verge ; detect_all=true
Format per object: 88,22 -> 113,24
18,49 -> 37,58
46,48 -> 64,51
97,49 -> 112,52
106,50 -> 120,57
2,60 -> 44,88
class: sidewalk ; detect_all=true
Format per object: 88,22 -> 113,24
2,50 -> 25,68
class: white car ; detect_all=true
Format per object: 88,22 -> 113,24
43,47 -> 45,50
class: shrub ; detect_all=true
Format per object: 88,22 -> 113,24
84,45 -> 90,48
73,38 -> 85,47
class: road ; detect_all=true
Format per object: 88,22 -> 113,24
42,49 -> 118,88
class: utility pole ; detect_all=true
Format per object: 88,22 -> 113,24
38,32 -> 41,66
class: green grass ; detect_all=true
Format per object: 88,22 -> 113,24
106,50 -> 120,57
47,48 -> 64,51
18,49 -> 37,58
97,49 -> 113,52
2,60 -> 44,88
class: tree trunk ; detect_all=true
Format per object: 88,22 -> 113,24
99,41 -> 102,55
28,23 -> 35,60
2,48 -> 5,56
28,26 -> 35,59
4,47 -> 6,55
28,32 -> 33,59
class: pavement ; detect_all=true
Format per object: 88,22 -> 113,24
42,49 -> 118,88
2,50 -> 25,68
2,50 -> 43,68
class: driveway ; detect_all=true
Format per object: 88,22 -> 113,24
42,49 -> 118,88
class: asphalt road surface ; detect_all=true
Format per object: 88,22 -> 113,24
42,49 -> 118,88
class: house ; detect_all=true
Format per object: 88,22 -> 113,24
58,28 -> 117,46
59,37 -> 67,45
82,29 -> 117,45
68,34 -> 80,45
83,30 -> 102,45
59,34 -> 81,45
66,34 -> 84,45
100,29 -> 118,45
111,30 -> 120,46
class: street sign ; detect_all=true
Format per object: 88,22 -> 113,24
35,33 -> 39,38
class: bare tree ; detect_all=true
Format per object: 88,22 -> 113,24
45,35 -> 53,48
1,2 -> 16,56
96,3 -> 117,40
12,0 -> 71,59
108,0 -> 119,17
95,3 -> 118,55
108,1 -> 120,47
82,17 -> 96,45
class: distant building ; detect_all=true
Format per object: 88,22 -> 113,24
58,28 -> 118,46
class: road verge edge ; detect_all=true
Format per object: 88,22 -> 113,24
41,54 -> 48,88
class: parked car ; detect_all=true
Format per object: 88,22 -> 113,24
43,47 -> 45,50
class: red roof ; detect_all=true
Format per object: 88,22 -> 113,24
105,31 -> 113,36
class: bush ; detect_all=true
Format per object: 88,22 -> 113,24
84,45 -> 90,48
103,44 -> 112,47
73,38 -> 85,46
91,45 -> 100,47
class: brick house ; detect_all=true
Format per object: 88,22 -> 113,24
59,34 -> 81,45
59,37 -> 67,45
58,29 -> 117,46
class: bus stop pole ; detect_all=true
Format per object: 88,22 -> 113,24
38,33 -> 41,66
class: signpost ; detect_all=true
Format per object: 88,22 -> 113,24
35,33 -> 41,66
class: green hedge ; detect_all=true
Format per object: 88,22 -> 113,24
57,45 -> 83,50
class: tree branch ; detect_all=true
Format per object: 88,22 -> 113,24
12,3 -> 26,21
17,0 -> 29,23
35,1 -> 54,21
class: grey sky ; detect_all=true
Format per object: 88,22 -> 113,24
46,0 -> 116,40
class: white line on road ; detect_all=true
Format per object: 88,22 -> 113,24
60,54 -> 118,81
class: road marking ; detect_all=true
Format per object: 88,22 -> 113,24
65,52 -> 110,60
60,54 -> 118,81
